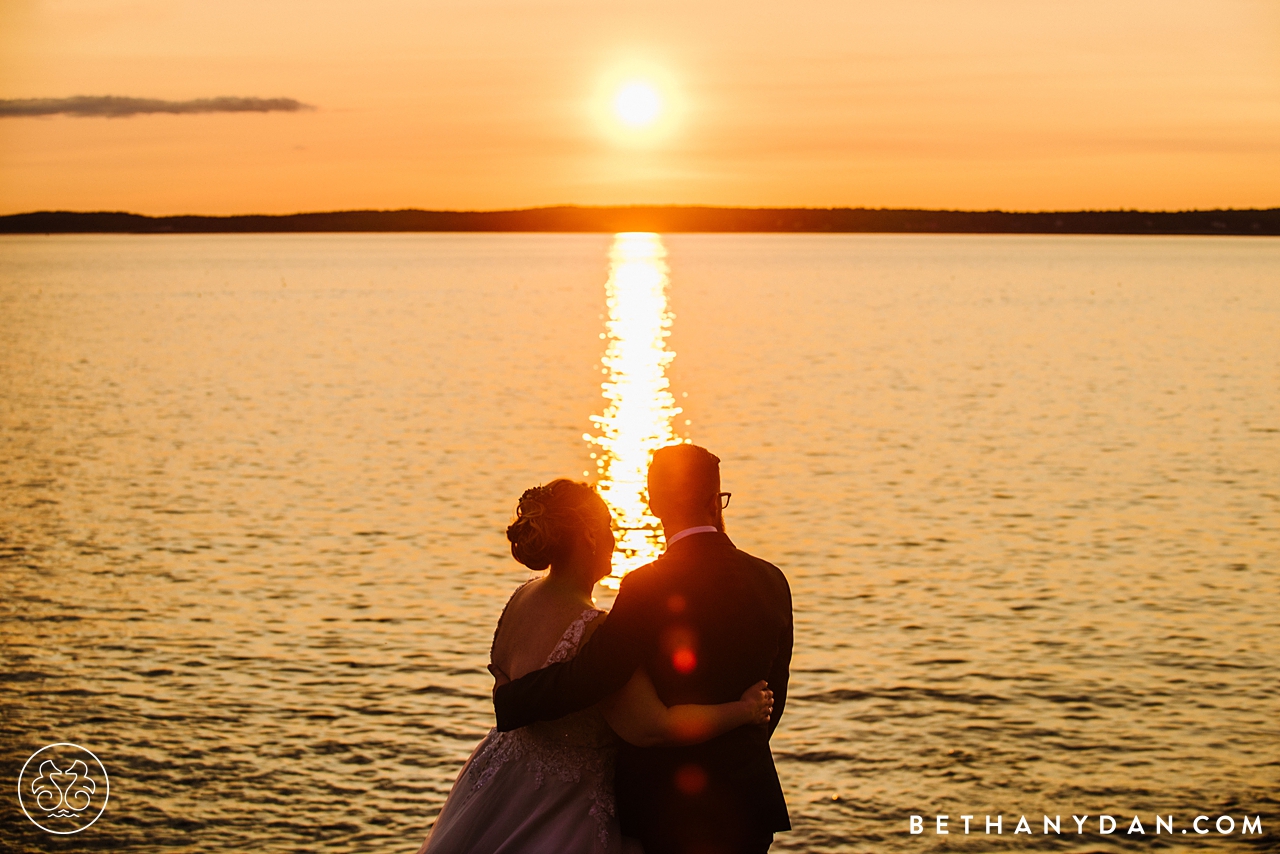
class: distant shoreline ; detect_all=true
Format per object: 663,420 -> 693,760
2,206 -> 1279,235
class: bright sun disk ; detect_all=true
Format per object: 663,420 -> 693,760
613,82 -> 662,128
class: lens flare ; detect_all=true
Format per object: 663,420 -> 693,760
586,233 -> 683,588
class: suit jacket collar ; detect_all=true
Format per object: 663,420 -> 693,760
663,529 -> 733,556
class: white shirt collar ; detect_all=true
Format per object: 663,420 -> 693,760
665,525 -> 719,549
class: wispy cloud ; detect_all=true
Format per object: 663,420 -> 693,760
0,96 -> 315,118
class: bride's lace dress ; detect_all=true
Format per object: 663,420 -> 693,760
418,596 -> 635,854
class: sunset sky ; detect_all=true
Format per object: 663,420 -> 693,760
2,0 -> 1278,215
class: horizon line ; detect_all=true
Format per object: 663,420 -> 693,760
6,203 -> 1280,217
3,205 -> 1279,236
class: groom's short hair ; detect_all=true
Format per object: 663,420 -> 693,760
648,443 -> 720,513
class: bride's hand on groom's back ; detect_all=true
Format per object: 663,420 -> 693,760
739,680 -> 774,726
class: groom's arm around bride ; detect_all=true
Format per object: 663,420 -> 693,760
494,444 -> 793,854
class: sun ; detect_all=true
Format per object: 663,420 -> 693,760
613,81 -> 663,129
593,65 -> 680,146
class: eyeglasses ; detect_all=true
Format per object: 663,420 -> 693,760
639,489 -> 731,509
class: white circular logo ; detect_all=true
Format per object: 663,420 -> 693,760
17,743 -> 109,834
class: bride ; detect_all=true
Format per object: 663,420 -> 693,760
418,479 -> 773,854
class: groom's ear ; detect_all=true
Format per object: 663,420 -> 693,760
645,484 -> 666,517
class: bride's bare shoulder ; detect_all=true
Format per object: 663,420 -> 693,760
505,576 -> 540,608
491,579 -> 539,648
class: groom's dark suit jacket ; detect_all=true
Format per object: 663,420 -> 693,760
494,531 -> 793,854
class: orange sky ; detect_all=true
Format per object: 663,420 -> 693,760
2,0 -> 1278,215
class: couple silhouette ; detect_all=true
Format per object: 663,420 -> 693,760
418,443 -> 794,854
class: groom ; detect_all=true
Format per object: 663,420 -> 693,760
494,443 -> 793,854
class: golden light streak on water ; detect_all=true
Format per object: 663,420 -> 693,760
586,233 -> 684,588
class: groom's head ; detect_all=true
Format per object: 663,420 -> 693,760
648,443 -> 723,531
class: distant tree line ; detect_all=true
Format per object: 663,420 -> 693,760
2,206 -> 1278,235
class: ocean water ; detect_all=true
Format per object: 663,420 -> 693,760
1,233 -> 1277,852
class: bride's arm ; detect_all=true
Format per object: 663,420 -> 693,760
598,669 -> 773,748
488,662 -> 511,689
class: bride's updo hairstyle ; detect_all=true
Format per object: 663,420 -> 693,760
506,479 -> 610,572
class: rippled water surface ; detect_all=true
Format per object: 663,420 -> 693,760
2,233 -> 1278,852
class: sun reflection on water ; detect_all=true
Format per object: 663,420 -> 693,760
586,233 -> 683,589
